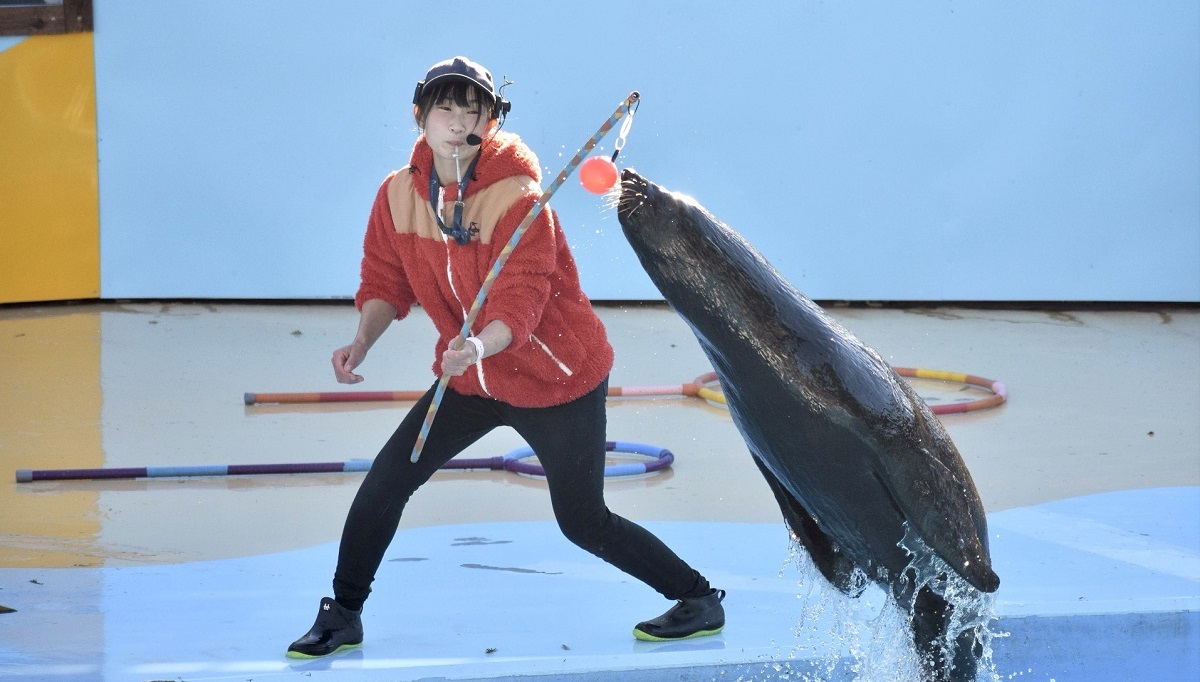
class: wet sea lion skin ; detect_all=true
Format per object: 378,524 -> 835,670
616,169 -> 997,679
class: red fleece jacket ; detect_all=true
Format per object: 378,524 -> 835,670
354,131 -> 614,408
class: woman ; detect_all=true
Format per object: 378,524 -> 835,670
288,56 -> 724,658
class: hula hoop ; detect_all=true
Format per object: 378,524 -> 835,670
443,441 -> 674,478
15,440 -> 673,483
693,373 -> 726,405
691,368 -> 1006,415
246,368 -> 1004,415
891,367 -> 1008,415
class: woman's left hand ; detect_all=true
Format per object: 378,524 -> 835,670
441,344 -> 478,377
440,321 -> 510,377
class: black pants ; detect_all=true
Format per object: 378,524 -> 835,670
332,377 -> 710,611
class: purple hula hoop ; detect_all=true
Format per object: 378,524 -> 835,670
441,441 -> 673,478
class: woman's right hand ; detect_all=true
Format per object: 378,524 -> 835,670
334,298 -> 398,384
332,342 -> 369,384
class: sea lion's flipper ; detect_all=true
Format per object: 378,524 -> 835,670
771,313 -> 997,594
871,392 -> 1000,594
750,454 -> 864,596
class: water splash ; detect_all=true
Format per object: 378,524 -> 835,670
896,524 -> 1006,681
736,535 -> 1007,681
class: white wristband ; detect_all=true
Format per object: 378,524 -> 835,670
464,336 -> 486,363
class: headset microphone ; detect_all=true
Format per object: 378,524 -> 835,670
466,134 -> 483,146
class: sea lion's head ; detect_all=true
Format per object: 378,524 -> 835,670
616,168 -> 784,323
616,169 -> 711,257
615,169 -> 745,301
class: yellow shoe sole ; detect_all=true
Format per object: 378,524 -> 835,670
632,625 -> 724,642
285,642 -> 362,659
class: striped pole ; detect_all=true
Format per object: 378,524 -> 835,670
244,390 -> 429,405
15,441 -> 671,483
244,382 -> 697,405
411,91 -> 641,463
15,460 -> 374,482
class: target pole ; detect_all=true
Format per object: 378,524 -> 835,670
411,91 -> 641,464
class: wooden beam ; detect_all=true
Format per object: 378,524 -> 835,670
0,1 -> 93,37
0,5 -> 65,36
63,0 -> 91,33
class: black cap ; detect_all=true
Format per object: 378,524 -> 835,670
414,56 -> 498,106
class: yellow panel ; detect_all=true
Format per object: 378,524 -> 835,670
0,308 -> 102,568
0,33 -> 100,304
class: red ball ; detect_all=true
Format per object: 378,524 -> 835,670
579,156 -> 619,194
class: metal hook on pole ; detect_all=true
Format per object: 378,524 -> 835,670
610,98 -> 639,163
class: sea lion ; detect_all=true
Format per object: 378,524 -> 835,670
616,169 -> 999,681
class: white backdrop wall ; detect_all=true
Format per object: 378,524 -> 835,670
94,1 -> 1199,302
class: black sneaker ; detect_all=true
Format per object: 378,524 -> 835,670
633,589 -> 726,641
286,597 -> 363,658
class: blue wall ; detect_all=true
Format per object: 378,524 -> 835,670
91,1 -> 1199,301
